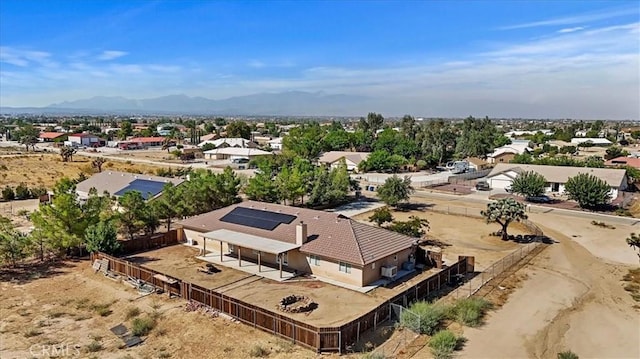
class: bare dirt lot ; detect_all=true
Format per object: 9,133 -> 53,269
125,245 -> 382,327
0,152 -> 162,188
0,260 -> 324,359
353,208 -> 530,271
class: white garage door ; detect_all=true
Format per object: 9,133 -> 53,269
489,178 -> 512,189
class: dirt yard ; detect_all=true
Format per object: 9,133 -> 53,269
125,245 -> 381,328
0,260 -> 325,359
353,209 -> 530,271
111,149 -> 182,162
0,152 -> 162,189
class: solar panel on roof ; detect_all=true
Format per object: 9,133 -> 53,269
114,179 -> 167,200
220,207 -> 297,231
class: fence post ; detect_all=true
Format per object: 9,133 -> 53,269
356,321 -> 360,342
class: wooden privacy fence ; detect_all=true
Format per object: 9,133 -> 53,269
118,229 -> 179,253
91,252 -> 471,353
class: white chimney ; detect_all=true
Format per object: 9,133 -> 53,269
296,221 -> 308,245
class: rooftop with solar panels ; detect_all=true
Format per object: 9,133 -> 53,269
75,171 -> 184,200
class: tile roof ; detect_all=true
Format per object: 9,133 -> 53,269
128,137 -> 166,143
605,156 -> 640,168
487,163 -> 627,187
76,171 -> 183,199
176,201 -> 416,266
39,132 -> 66,139
318,151 -> 370,165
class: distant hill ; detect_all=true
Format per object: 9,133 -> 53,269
1,91 -> 374,116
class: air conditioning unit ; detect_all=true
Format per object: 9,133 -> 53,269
381,266 -> 398,279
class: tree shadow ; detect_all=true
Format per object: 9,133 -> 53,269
397,202 -> 434,212
124,255 -> 161,264
0,258 -> 79,285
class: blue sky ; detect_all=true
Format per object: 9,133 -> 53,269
1,0 -> 638,118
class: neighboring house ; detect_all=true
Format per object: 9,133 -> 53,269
504,129 -> 553,137
75,171 -> 183,201
267,137 -> 283,151
574,130 -> 589,137
466,157 -> 491,171
318,151 -> 370,172
486,163 -> 627,198
605,156 -> 640,169
203,147 -> 272,161
39,132 -> 68,142
200,133 -> 218,142
176,201 -> 417,287
487,141 -> 532,164
198,138 -> 257,149
571,138 -> 612,146
67,133 -> 103,147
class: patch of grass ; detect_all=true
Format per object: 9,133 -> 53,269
125,307 -> 141,320
91,303 -> 113,317
75,298 -> 90,310
590,220 -> 615,229
274,338 -> 295,353
86,341 -> 103,353
158,352 -> 171,359
24,328 -> 43,338
156,327 -> 167,336
624,283 -> 640,292
47,310 -> 67,319
131,316 -> 156,336
74,313 -> 92,321
622,268 -> 640,302
400,301 -> 449,335
557,350 -> 579,359
451,297 -> 493,327
362,352 -> 387,359
17,308 -> 31,317
429,330 -> 463,359
249,344 -> 269,357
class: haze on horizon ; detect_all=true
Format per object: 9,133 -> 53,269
0,1 -> 639,120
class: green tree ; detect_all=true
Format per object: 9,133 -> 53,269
358,112 -> 384,135
244,165 -> 280,203
377,175 -> 414,208
116,191 -> 148,240
153,183 -> 182,231
604,146 -> 629,160
85,220 -> 120,255
282,122 -> 324,160
118,121 -> 133,140
17,124 -> 39,151
564,173 -> 612,209
368,206 -> 394,226
626,233 -> 640,262
388,215 -> 429,237
14,183 -> 30,199
225,121 -> 252,139
60,146 -> 77,162
511,171 -> 547,198
481,198 -> 527,240
0,216 -> 31,267
91,157 -> 107,172
2,186 -> 15,201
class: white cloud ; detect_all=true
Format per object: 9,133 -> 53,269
0,47 -> 56,67
499,6 -> 637,30
97,50 -> 128,61
248,60 -> 266,68
558,26 -> 585,33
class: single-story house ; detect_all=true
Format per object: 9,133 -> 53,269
487,141 -> 532,164
67,133 -> 104,147
486,163 -> 627,198
570,138 -> 612,146
176,201 -> 417,287
203,147 -> 272,161
39,132 -> 68,142
466,157 -> 491,171
318,151 -> 370,172
123,137 -> 167,148
504,129 -> 553,137
605,156 -> 640,169
267,137 -> 283,151
75,171 -> 184,201
198,137 -> 257,149
200,133 -> 218,142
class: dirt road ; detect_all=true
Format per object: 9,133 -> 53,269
460,224 -> 640,359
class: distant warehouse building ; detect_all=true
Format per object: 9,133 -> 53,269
67,133 -> 104,147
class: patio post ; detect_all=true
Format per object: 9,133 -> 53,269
258,252 -> 261,272
238,246 -> 242,267
279,254 -> 283,278
220,241 -> 223,262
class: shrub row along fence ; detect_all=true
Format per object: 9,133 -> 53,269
90,251 -> 472,353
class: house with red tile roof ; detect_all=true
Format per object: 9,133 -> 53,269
39,132 -> 68,142
605,156 -> 640,169
176,201 -> 418,287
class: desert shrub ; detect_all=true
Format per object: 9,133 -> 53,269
91,303 -> 112,317
362,351 -> 387,359
452,297 -> 492,327
557,350 -> 579,359
429,330 -> 460,359
24,328 -> 43,338
86,341 -> 103,352
0,164 -> 8,170
400,301 -> 449,335
248,344 -> 269,357
131,316 -> 156,336
125,307 -> 141,319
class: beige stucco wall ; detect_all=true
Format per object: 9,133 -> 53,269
303,255 -> 364,286
362,248 -> 412,286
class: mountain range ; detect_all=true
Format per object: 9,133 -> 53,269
1,91 -> 375,116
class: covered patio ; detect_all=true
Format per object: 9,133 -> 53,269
200,229 -> 300,280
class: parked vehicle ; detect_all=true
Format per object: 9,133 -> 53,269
526,195 -> 552,203
475,181 -> 491,191
230,157 -> 250,164
446,160 -> 469,174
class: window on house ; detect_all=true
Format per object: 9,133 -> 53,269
309,255 -> 320,266
277,252 -> 288,265
339,262 -> 352,274
393,255 -> 397,261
